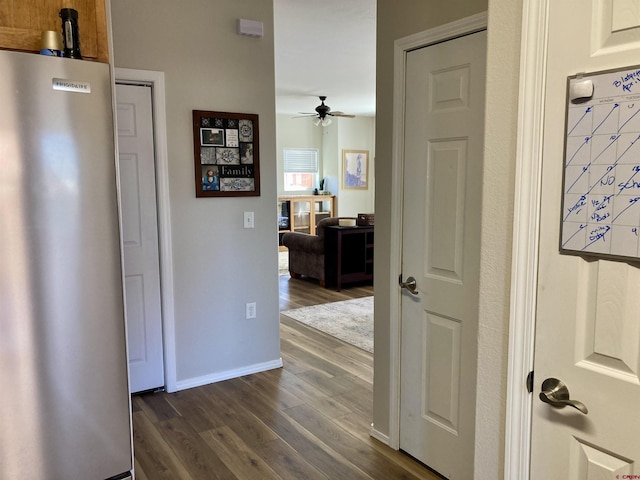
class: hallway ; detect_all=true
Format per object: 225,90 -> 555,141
132,300 -> 438,479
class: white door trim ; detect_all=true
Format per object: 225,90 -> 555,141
504,2 -> 549,479
386,11 -> 488,451
115,68 -> 178,393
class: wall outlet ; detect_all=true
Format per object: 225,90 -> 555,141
246,302 -> 256,319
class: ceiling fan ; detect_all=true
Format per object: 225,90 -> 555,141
295,96 -> 355,126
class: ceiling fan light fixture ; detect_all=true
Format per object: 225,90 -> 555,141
298,97 -> 353,127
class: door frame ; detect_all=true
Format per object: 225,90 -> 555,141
504,1 -> 549,479
115,68 -> 178,393
386,11 -> 488,451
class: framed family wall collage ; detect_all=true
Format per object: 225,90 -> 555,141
193,110 -> 260,197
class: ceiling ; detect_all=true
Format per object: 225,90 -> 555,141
273,0 -> 377,119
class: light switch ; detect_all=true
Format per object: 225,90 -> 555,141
244,211 -> 254,229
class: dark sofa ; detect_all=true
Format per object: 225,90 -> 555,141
281,217 -> 341,286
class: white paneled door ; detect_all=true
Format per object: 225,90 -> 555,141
531,1 -> 640,477
400,31 -> 486,479
116,83 -> 164,394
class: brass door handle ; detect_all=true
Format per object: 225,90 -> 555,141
539,378 -> 588,414
399,275 -> 419,295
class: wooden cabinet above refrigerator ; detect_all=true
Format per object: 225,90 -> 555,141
0,0 -> 108,62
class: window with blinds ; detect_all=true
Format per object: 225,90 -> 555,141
283,148 -> 319,191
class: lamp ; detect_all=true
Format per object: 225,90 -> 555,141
313,115 -> 332,127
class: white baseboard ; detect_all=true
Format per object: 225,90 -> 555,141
370,424 -> 391,446
174,358 -> 283,392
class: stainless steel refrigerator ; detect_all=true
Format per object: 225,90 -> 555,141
0,50 -> 133,479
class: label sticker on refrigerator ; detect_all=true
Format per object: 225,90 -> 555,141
52,78 -> 91,93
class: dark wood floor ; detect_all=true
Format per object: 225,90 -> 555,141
278,273 -> 374,311
132,275 -> 439,479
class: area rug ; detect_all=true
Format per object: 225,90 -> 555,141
281,296 -> 373,353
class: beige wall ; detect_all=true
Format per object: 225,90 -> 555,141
475,0 -> 523,478
110,0 -> 281,386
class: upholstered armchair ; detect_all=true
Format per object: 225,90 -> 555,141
281,217 -> 340,286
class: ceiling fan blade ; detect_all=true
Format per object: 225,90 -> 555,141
329,112 -> 356,118
292,114 -> 317,118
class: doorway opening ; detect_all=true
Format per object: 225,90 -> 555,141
273,0 -> 376,353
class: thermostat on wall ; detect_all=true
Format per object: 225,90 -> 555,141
237,19 -> 264,37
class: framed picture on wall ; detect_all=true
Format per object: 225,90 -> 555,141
193,110 -> 260,197
200,128 -> 225,146
342,149 -> 368,189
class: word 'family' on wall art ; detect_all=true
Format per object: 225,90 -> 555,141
193,110 -> 260,197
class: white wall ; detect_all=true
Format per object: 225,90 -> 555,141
276,114 -> 375,216
276,114 -> 322,195
110,0 -> 281,388
322,121 -> 340,197
330,116 -> 376,217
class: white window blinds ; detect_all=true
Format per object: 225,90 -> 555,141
283,148 -> 318,173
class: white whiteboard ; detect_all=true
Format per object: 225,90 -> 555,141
561,65 -> 640,261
